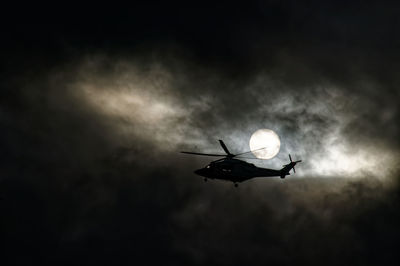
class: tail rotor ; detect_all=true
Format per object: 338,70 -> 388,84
289,154 -> 295,173
281,154 -> 302,178
289,154 -> 302,173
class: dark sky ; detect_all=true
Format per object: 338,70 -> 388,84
1,1 -> 400,266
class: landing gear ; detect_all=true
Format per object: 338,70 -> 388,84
204,178 -> 208,182
234,183 -> 238,187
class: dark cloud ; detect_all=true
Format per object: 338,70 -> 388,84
1,1 -> 400,266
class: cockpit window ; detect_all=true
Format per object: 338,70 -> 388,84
206,165 -> 211,168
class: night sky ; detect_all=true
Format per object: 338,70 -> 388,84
1,2 -> 400,265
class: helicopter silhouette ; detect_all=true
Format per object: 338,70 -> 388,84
181,140 -> 301,187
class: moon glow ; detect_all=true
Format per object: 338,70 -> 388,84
249,129 -> 281,159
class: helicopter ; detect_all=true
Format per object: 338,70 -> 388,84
181,140 -> 301,187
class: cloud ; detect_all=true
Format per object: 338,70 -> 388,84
34,56 -> 398,179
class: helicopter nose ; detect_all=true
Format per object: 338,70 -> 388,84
194,169 -> 204,176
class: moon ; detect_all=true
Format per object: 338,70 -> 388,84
249,129 -> 281,159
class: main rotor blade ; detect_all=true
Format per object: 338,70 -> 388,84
180,151 -> 226,157
235,147 -> 267,156
235,156 -> 266,160
218,140 -> 232,155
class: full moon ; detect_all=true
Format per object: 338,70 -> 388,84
249,129 -> 281,159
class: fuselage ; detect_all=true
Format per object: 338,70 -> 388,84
194,158 -> 284,183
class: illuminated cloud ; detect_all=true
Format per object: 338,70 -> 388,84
58,59 -> 398,180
